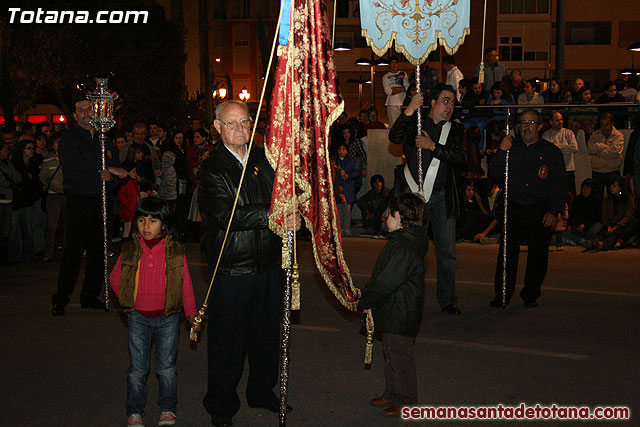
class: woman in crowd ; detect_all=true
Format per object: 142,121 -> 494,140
543,78 -> 572,104
159,130 -> 190,240
595,81 -> 627,128
34,132 -> 52,160
582,177 -> 636,251
8,140 -> 42,262
127,144 -> 155,193
572,87 -> 597,125
39,135 -> 64,261
338,123 -> 367,194
187,128 -> 209,192
562,178 -> 602,246
484,121 -> 505,167
486,81 -> 514,123
455,180 -> 493,241
334,141 -> 360,237
517,79 -> 544,111
595,81 -> 625,105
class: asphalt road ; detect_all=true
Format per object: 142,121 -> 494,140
1,238 -> 638,426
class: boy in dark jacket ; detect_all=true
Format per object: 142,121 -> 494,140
358,192 -> 427,417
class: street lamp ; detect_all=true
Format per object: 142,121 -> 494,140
355,56 -> 385,106
347,78 -> 372,109
334,42 -> 352,51
239,87 -> 250,102
627,41 -> 640,74
213,86 -> 227,102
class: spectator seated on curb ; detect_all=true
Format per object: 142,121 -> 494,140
562,179 -> 603,246
357,174 -> 390,237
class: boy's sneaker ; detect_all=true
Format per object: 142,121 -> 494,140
127,414 -> 144,427
159,411 -> 176,426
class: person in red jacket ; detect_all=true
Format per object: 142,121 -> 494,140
109,197 -> 198,427
117,163 -> 141,239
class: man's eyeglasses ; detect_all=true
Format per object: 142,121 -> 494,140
24,146 -> 35,150
518,120 -> 539,126
218,118 -> 253,130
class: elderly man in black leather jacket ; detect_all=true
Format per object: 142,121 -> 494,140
199,101 -> 298,427
389,84 -> 467,315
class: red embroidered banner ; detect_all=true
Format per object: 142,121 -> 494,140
265,0 -> 358,309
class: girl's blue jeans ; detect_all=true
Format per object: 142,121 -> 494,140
126,310 -> 179,416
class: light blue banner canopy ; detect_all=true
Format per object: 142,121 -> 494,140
360,0 -> 470,65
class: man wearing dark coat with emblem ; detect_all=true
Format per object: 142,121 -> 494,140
488,109 -> 567,308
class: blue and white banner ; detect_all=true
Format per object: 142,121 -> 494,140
360,0 -> 470,65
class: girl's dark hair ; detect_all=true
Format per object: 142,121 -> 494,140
580,178 -> 595,190
388,192 -> 425,227
612,176 -> 631,197
525,78 -> 539,92
338,123 -> 355,143
171,130 -> 185,144
462,179 -> 475,190
34,132 -> 47,144
490,81 -> 507,95
370,174 -> 384,187
11,139 -> 35,166
194,128 -> 209,140
335,141 -> 349,152
134,197 -> 174,233
127,144 -> 144,163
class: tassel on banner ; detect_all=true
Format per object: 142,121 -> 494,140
364,311 -> 374,367
291,263 -> 300,311
190,306 -> 207,342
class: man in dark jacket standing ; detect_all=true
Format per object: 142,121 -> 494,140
488,109 -> 567,308
199,101 -> 298,427
389,84 -> 467,314
51,99 -> 125,315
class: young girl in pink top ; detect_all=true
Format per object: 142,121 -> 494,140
110,197 -> 199,427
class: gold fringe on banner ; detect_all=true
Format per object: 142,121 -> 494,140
291,263 -> 300,311
364,311 -> 375,366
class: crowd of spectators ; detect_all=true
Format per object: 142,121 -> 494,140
325,49 -> 640,251
2,50 -> 639,265
0,117 -> 221,265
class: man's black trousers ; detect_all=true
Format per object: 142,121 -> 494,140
493,202 -> 553,303
52,195 -> 111,307
203,268 -> 282,417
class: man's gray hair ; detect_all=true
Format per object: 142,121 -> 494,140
519,109 -> 542,124
215,101 -> 249,121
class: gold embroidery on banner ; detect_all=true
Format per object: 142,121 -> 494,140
362,0 -> 470,65
265,0 -> 359,310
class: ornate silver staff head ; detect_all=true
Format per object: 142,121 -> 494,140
88,78 -> 118,133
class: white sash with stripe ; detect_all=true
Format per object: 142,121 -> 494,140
403,121 -> 452,202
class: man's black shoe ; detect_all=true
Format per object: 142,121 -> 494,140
249,402 -> 293,413
211,415 -> 233,426
489,298 -> 507,308
81,299 -> 106,310
441,303 -> 462,314
51,304 -> 66,316
523,300 -> 538,308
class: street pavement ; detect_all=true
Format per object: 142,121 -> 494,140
1,237 -> 638,426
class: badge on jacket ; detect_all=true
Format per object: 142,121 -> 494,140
538,165 -> 549,179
